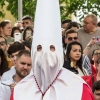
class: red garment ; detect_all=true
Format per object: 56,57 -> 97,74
82,84 -> 94,100
82,74 -> 97,88
10,90 -> 14,100
91,64 -> 97,75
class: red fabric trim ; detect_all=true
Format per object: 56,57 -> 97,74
81,84 -> 94,100
91,64 -> 97,75
10,90 -> 14,100
82,74 -> 97,88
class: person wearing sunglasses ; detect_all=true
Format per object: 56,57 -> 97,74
77,14 -> 100,60
63,29 -> 92,75
91,49 -> 100,75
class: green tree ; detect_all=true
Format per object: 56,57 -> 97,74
0,0 -> 100,21
0,0 -> 37,21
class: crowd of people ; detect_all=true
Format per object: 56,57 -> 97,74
0,0 -> 100,100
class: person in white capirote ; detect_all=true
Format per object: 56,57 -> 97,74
12,0 -> 94,100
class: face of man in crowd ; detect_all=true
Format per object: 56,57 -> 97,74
15,55 -> 32,78
10,51 -> 20,66
0,37 -> 7,53
92,49 -> 100,63
94,89 -> 100,100
65,33 -> 79,45
22,19 -> 33,29
83,16 -> 96,33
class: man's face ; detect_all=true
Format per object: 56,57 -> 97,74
92,50 -> 100,63
94,90 -> 100,100
15,55 -> 32,78
22,19 -> 33,29
83,17 -> 95,33
0,37 -> 7,52
65,33 -> 78,45
10,51 -> 20,66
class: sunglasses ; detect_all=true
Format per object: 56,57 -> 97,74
93,53 -> 100,55
68,37 -> 78,41
0,41 -> 6,46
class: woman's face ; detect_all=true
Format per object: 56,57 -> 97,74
69,45 -> 82,62
1,23 -> 12,36
25,29 -> 32,39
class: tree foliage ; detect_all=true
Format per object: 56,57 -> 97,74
0,0 -> 100,21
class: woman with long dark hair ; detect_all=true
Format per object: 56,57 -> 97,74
66,41 -> 88,76
0,48 -> 9,78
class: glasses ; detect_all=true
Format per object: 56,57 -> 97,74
68,37 -> 78,41
93,53 -> 100,55
0,41 -> 6,46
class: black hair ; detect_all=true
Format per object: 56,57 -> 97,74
0,36 -> 7,44
0,48 -> 9,76
65,29 -> 78,38
97,21 -> 100,27
7,42 -> 25,56
62,19 -> 72,25
22,15 -> 32,21
65,21 -> 79,31
22,41 -> 32,51
17,50 -> 31,60
23,26 -> 33,40
11,26 -> 21,37
92,80 -> 100,93
91,49 -> 100,64
66,41 -> 83,73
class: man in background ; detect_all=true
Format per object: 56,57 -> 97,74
22,15 -> 33,29
1,42 -> 25,81
0,50 -> 32,100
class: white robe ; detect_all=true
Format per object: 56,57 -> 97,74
0,79 -> 14,100
1,66 -> 16,81
14,68 -> 85,100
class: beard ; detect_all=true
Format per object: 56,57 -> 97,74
16,69 -> 29,78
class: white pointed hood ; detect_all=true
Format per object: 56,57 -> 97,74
31,0 -> 63,92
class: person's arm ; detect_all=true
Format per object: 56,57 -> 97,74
82,84 -> 94,100
83,37 -> 96,56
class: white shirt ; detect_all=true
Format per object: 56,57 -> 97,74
0,79 -> 14,100
1,66 -> 16,81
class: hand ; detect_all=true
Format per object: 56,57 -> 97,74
87,37 -> 96,47
20,39 -> 24,42
10,83 -> 17,91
